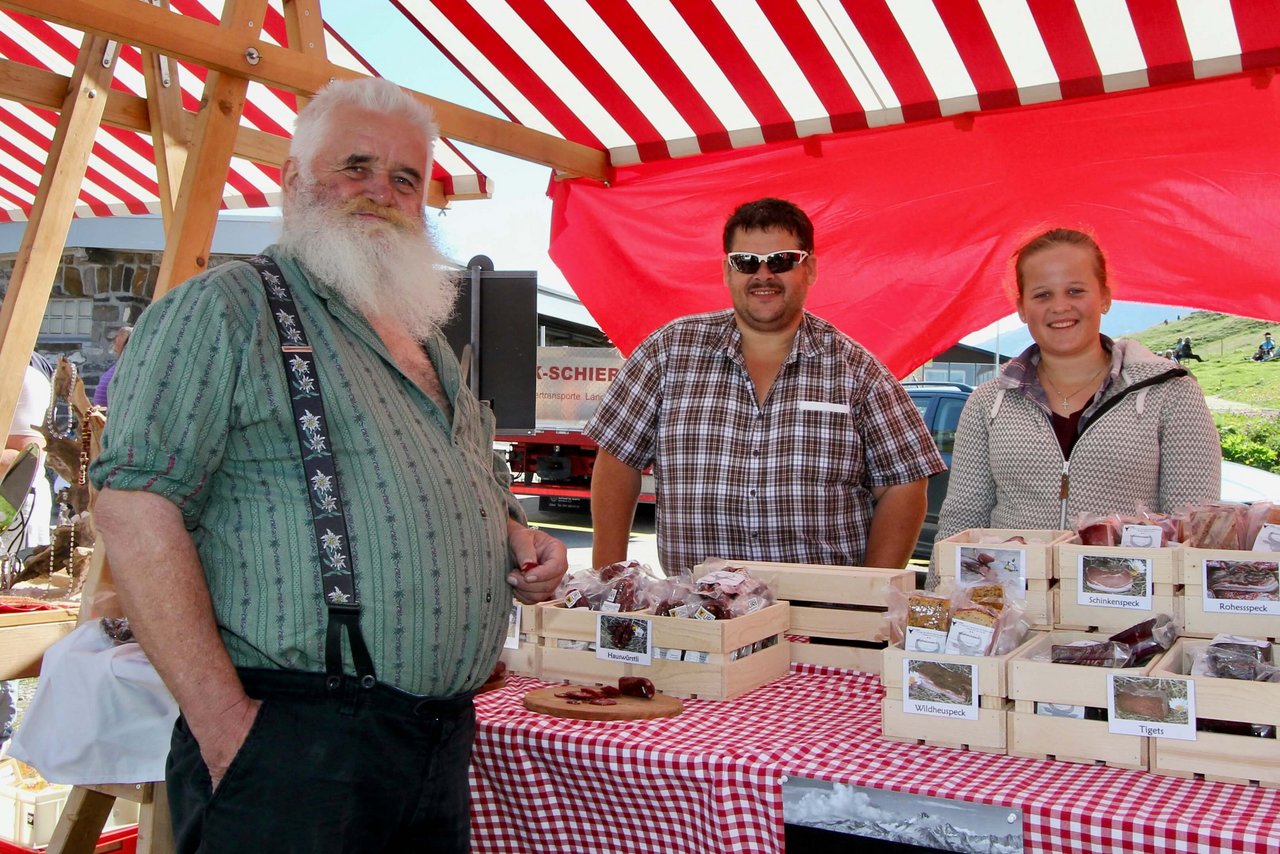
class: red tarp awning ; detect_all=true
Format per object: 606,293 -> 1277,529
401,0 -> 1280,369
548,71 -> 1280,376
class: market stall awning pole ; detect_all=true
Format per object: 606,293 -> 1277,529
0,0 -> 611,181
281,0 -> 324,114
153,0 -> 267,297
140,0 -> 188,230
0,33 -> 119,449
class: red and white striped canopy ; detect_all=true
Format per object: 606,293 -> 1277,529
6,2 -> 1280,370
0,1 -> 488,223
392,0 -> 1280,371
399,0 -> 1280,166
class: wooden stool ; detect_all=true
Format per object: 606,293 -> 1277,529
45,547 -> 174,854
46,782 -> 172,854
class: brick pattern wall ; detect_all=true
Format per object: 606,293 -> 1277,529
0,248 -> 245,387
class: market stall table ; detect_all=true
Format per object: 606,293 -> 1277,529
470,664 -> 1280,853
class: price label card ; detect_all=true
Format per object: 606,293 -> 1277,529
504,603 -> 521,650
903,660 -> 978,721
1108,674 -> 1196,740
1121,524 -> 1163,548
596,614 -> 652,665
1077,554 -> 1152,611
955,546 -> 1027,593
1202,559 -> 1280,616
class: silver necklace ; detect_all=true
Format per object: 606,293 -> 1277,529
1039,362 -> 1106,411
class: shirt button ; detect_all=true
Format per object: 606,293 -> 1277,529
750,531 -> 758,539
752,449 -> 760,457
479,508 -> 487,518
749,489 -> 757,497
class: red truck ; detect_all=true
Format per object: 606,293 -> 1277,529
496,346 -> 655,509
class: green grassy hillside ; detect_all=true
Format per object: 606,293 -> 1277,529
1123,310 -> 1279,472
1127,311 -> 1278,409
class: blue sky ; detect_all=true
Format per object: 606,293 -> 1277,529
312,6 -> 1191,356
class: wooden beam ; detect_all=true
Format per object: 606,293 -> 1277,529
0,56 -> 283,164
0,34 -> 117,448
140,0 -> 188,227
0,0 -> 611,181
44,787 -> 114,854
0,618 -> 76,680
153,0 -> 268,297
282,0 -> 325,113
0,59 -> 468,208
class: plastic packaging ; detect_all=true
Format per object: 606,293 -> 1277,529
1108,614 -> 1178,666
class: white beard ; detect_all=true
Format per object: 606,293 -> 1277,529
278,185 -> 458,342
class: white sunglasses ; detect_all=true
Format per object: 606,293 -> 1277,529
726,250 -> 809,274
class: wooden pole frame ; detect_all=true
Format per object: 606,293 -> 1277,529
0,0 -> 611,432
0,33 -> 120,450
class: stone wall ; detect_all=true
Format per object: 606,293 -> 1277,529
0,248 -> 245,388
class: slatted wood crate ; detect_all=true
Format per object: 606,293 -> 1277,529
933,529 -> 1076,630
1177,547 -> 1279,640
1149,638 -> 1280,788
694,560 -> 913,675
499,602 -> 542,676
880,633 -> 1041,754
1055,544 -> 1182,633
1007,630 -> 1157,770
537,600 -> 790,700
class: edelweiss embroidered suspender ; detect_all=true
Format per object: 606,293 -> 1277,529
249,255 -> 377,690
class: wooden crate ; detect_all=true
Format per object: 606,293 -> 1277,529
933,528 -> 1074,581
0,611 -> 77,681
1148,638 -> 1280,788
499,602 -> 542,676
879,633 -> 1041,754
1007,630 -> 1156,770
1178,547 -> 1280,640
1055,543 -> 1181,633
694,560 -> 913,675
536,601 -> 791,700
933,529 -> 1075,630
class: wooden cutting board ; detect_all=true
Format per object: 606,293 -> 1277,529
523,685 -> 683,721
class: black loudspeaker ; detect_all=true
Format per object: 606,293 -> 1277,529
441,257 -> 537,432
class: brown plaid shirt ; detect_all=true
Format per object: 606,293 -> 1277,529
586,310 -> 946,573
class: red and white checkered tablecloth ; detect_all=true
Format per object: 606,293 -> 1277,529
470,664 -> 1280,854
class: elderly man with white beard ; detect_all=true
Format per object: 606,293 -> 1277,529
90,78 -> 567,854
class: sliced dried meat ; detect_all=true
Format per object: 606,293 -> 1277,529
1209,563 -> 1279,595
1115,689 -> 1169,719
1051,641 -> 1130,667
910,662 -> 971,703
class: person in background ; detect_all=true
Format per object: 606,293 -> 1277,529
0,357 -> 54,743
1175,336 -> 1205,364
90,78 -> 567,853
932,228 -> 1220,588
91,325 -> 131,408
2,357 -> 53,559
587,197 -> 945,574
1254,331 -> 1275,362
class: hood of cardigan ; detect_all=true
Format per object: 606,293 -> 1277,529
995,336 -> 1176,393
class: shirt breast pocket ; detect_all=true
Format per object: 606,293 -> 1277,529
790,404 -> 859,486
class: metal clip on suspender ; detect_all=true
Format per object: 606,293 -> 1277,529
250,256 -> 377,693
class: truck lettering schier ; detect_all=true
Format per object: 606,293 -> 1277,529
496,347 -> 654,506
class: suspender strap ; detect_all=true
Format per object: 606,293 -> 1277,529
248,255 -> 376,687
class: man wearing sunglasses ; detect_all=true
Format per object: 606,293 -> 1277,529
586,197 -> 945,574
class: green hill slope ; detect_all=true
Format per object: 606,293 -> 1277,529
1127,311 -> 1278,409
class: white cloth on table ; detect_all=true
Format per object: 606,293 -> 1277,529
8,621 -> 177,784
